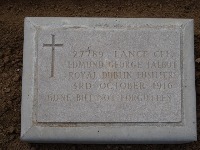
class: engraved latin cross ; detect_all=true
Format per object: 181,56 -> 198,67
43,34 -> 63,77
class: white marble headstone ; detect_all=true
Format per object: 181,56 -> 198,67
21,18 -> 196,143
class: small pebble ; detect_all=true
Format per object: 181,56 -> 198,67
7,126 -> 15,134
13,74 -> 20,81
4,88 -> 11,93
196,58 -> 200,63
30,147 -> 36,150
7,101 -> 12,106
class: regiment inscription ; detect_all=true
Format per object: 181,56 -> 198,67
37,27 -> 181,123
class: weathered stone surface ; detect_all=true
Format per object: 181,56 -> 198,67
21,18 -> 196,143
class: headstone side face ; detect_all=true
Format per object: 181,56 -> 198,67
21,18 -> 196,143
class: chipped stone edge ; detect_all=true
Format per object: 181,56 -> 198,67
21,17 -> 196,144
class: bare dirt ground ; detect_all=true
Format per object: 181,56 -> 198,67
1,0 -> 200,149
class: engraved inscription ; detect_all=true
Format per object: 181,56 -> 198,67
37,28 -> 181,123
43,34 -> 63,77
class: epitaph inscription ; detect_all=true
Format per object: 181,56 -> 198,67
37,28 -> 181,122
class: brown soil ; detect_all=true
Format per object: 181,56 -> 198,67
1,0 -> 200,149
